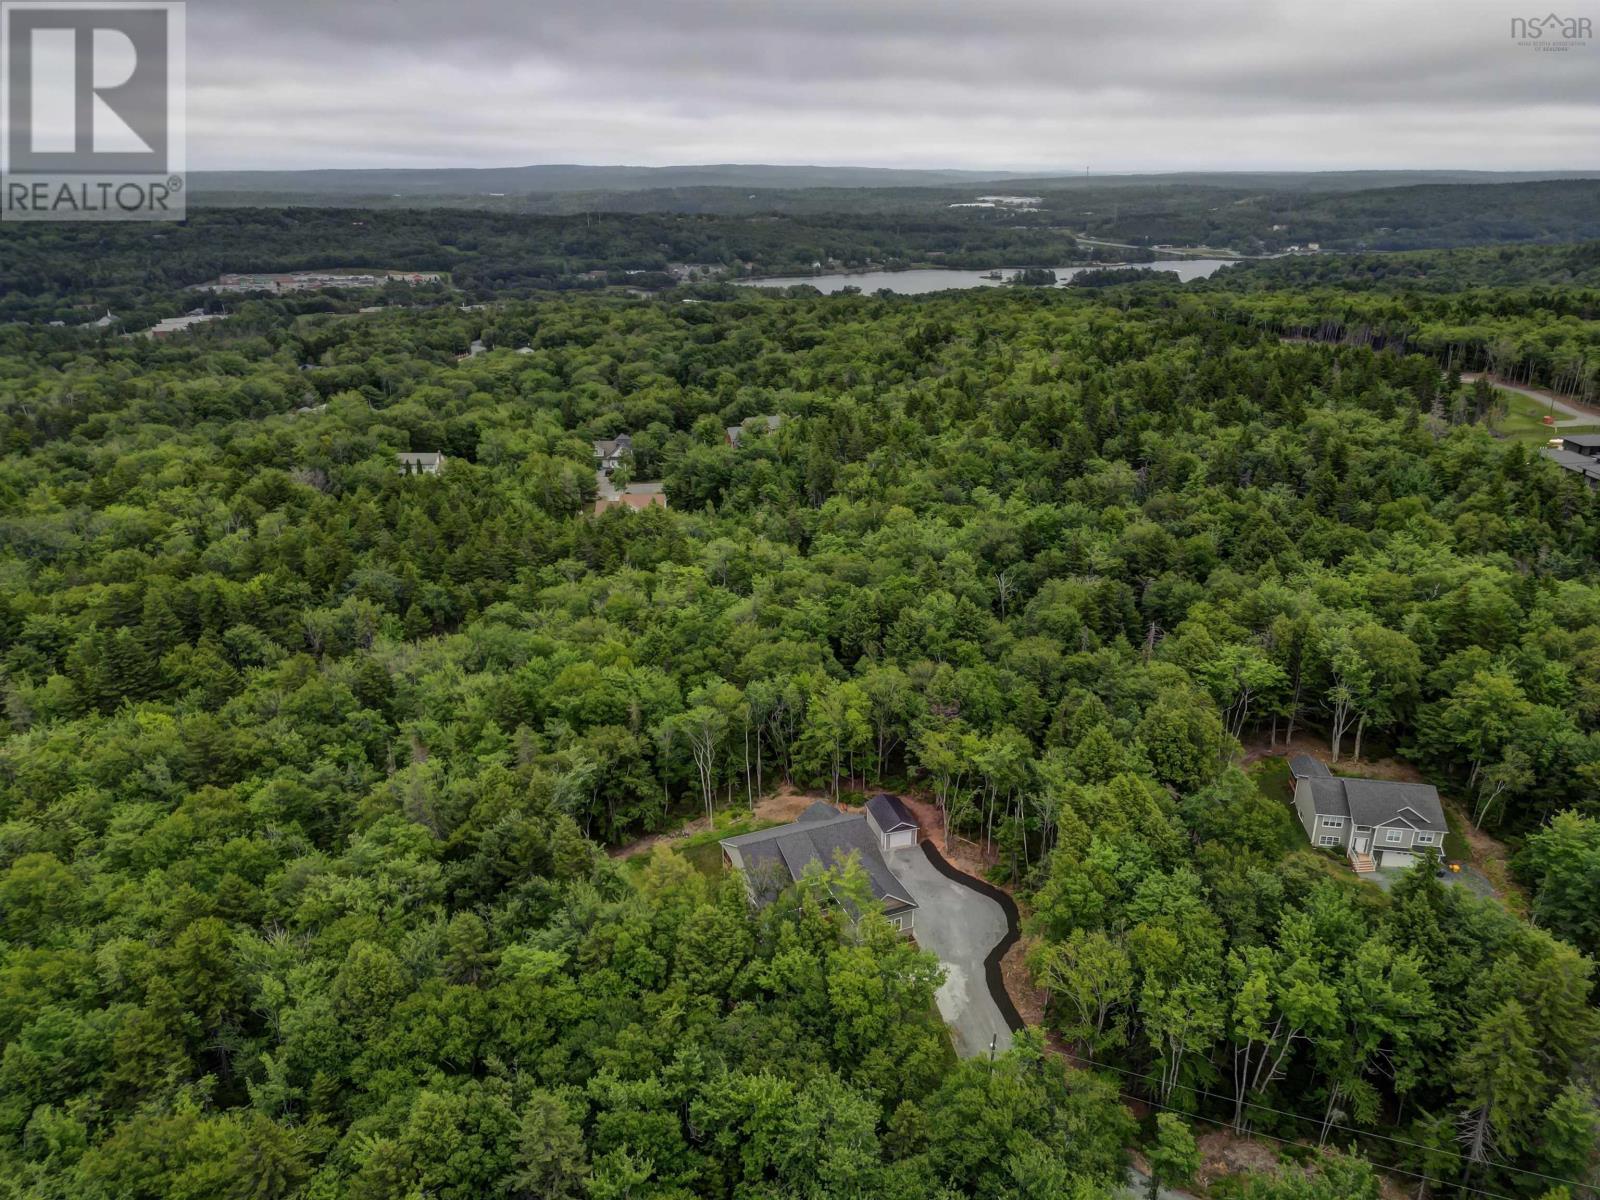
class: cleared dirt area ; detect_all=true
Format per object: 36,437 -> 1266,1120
1241,730 -> 1423,782
1192,1129 -> 1282,1189
607,786 -> 819,859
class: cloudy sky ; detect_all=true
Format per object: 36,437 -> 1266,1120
189,0 -> 1600,171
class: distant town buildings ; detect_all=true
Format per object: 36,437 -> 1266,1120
950,195 -> 1043,211
196,270 -> 443,295
667,262 -> 720,281
148,312 -> 223,339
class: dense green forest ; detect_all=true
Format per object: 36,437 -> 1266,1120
2,279 -> 1599,1198
1216,243 -> 1600,292
1203,286 -> 1600,402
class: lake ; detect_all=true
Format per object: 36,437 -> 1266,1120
734,259 -> 1236,294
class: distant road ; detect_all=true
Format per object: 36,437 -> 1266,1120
1461,372 -> 1600,426
1070,232 -> 1273,260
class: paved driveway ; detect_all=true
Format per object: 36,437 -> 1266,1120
893,844 -> 1016,1059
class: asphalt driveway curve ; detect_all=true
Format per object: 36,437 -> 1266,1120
893,841 -> 1023,1058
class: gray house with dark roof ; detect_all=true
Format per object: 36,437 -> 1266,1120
1542,434 -> 1600,488
720,800 -> 918,931
1292,768 -> 1447,872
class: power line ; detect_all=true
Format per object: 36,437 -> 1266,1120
1111,1086 -> 1526,1200
1069,1051 -> 1596,1195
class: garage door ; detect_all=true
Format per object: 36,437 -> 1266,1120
1380,850 -> 1417,870
889,828 -> 917,850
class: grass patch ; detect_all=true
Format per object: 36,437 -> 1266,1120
677,839 -> 729,881
1249,756 -> 1293,805
621,813 -> 781,882
1440,802 -> 1472,862
1484,386 -> 1600,444
1247,757 -> 1307,856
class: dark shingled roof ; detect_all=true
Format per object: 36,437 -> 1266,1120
1288,754 -> 1331,780
1305,776 -> 1446,833
721,805 -> 917,913
866,793 -> 918,832
1542,447 -> 1600,479
796,800 -> 844,823
1561,433 -> 1600,449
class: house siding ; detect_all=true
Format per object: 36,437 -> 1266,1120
1294,778 -> 1351,849
1372,823 -> 1444,855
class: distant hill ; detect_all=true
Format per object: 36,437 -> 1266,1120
994,169 -> 1600,193
190,162 -> 1053,200
189,164 -> 1599,206
181,165 -> 1600,256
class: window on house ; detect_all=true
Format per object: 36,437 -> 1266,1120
1385,829 -> 1404,844
1416,832 -> 1436,845
1321,817 -> 1344,828
889,917 -> 902,931
1318,835 -> 1339,846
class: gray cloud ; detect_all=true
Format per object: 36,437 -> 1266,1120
186,0 -> 1600,170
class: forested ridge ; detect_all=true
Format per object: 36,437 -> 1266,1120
183,174 -> 1600,257
1,284 -> 1599,1199
1217,242 -> 1600,292
1195,265 -> 1600,402
0,207 -> 1098,327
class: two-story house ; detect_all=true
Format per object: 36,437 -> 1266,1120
1289,755 -> 1447,873
593,434 -> 632,474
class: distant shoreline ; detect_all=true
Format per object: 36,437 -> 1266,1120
736,259 -> 1223,285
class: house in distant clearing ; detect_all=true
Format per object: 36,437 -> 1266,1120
1289,756 -> 1447,873
720,799 -> 918,932
397,452 -> 445,476
593,434 -> 632,474
1543,434 -> 1600,488
725,414 -> 782,446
